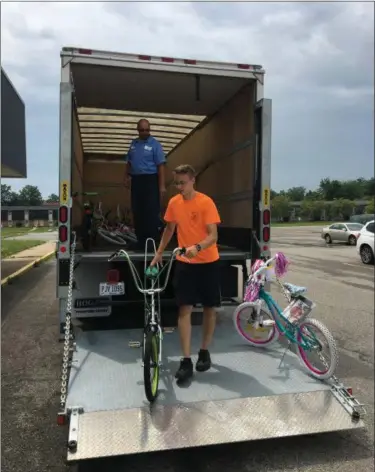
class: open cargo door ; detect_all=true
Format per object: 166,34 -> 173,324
253,98 -> 272,260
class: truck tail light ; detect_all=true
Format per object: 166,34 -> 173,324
59,206 -> 68,223
263,210 -> 270,226
263,226 -> 270,243
107,269 -> 120,284
59,225 -> 68,243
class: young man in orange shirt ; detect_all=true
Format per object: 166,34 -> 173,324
150,164 -> 221,383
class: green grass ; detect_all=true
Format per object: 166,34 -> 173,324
1,227 -> 31,238
1,226 -> 55,238
1,239 -> 45,259
273,221 -> 333,227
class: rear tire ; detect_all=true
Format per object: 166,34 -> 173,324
296,318 -> 338,380
324,234 -> 332,244
233,302 -> 279,348
144,330 -> 160,403
97,228 -> 127,246
360,244 -> 374,265
348,235 -> 357,246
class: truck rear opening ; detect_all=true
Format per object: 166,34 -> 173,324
64,48 -> 269,258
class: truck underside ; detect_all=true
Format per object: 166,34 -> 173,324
65,311 -> 365,462
58,49 -> 365,462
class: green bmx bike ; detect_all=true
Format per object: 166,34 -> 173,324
108,240 -> 186,402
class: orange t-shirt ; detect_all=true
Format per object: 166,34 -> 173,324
164,192 -> 221,263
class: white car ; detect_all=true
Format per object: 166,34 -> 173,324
357,220 -> 374,265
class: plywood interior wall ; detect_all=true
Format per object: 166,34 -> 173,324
166,82 -> 255,228
76,81 -> 256,230
72,111 -> 84,227
83,162 -> 132,222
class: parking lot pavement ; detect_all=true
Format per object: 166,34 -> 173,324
1,230 -> 374,472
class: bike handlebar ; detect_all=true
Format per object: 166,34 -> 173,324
251,255 -> 277,279
108,247 -> 186,294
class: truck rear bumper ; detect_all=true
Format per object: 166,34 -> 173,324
64,314 -> 365,461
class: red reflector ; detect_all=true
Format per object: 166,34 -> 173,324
263,210 -> 270,226
161,57 -> 174,63
263,246 -> 268,252
184,59 -> 196,65
78,49 -> 92,55
139,55 -> 151,60
263,227 -> 270,243
60,246 -> 66,253
107,269 -> 120,284
238,64 -> 251,69
59,206 -> 68,223
59,225 -> 68,243
347,387 -> 353,396
57,414 -> 66,426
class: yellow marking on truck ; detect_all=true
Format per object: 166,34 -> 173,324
262,187 -> 270,208
60,181 -> 69,204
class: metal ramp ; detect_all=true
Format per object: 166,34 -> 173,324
65,314 -> 365,461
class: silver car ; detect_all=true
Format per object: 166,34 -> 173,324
321,222 -> 364,245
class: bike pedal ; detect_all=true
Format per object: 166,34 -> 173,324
163,328 -> 174,334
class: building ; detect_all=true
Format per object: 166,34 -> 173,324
1,68 -> 27,178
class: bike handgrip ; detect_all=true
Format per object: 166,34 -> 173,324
179,247 -> 186,255
145,266 -> 159,278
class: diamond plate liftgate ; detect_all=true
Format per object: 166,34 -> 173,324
64,324 -> 365,461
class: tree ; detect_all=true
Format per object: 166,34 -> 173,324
331,198 -> 355,221
365,198 -> 375,214
46,193 -> 59,203
319,178 -> 343,201
271,195 -> 291,221
285,186 -> 306,202
301,200 -> 325,221
1,184 -> 20,206
18,185 -> 43,206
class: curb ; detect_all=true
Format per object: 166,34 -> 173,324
1,250 -> 56,287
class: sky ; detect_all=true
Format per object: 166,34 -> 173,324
1,1 -> 374,197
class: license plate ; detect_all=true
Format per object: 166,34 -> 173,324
99,282 -> 125,296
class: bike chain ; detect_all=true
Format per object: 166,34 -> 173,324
59,232 -> 77,410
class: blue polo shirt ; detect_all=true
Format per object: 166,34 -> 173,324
125,136 -> 166,175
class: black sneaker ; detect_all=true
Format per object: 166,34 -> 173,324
175,357 -> 193,382
196,349 -> 211,372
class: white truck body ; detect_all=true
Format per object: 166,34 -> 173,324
56,47 -> 365,463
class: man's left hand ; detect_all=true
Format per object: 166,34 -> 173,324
185,245 -> 198,258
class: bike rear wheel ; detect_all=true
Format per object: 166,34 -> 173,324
97,228 -> 127,245
144,330 -> 160,402
296,318 -> 338,380
233,302 -> 279,348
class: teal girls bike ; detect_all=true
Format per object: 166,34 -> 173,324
233,251 -> 338,380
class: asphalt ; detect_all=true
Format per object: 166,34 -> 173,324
1,226 -> 374,472
1,260 -> 33,280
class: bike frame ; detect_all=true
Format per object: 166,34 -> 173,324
258,287 -> 320,351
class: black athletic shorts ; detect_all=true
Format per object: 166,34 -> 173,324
173,260 -> 221,308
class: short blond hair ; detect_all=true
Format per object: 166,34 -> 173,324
173,164 -> 196,178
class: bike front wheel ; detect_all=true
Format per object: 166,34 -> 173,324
233,302 -> 279,348
143,330 -> 160,402
296,318 -> 338,380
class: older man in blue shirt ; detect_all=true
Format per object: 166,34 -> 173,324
124,119 -> 166,249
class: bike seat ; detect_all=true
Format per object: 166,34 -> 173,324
283,282 -> 307,297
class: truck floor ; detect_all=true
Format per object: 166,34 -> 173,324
65,312 -> 363,461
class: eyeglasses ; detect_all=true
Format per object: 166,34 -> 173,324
138,128 -> 150,132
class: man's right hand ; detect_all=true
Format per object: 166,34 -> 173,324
150,251 -> 163,267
